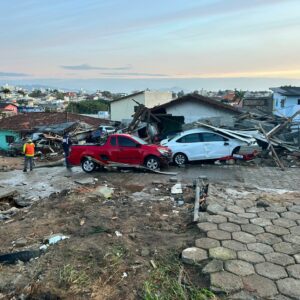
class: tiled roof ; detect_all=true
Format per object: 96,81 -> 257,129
0,112 -> 110,131
110,91 -> 144,103
151,93 -> 241,113
270,87 -> 300,96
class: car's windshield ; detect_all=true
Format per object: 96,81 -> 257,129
168,133 -> 182,141
131,136 -> 148,145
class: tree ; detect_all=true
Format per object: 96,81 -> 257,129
1,88 -> 11,98
17,90 -> 26,96
177,90 -> 185,98
29,89 -> 43,98
66,100 -> 109,114
233,89 -> 246,104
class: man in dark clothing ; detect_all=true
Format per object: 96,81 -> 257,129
62,133 -> 72,168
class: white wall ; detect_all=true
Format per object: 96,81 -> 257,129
273,92 -> 300,119
165,101 -> 237,125
110,91 -> 172,122
110,93 -> 145,122
144,91 -> 172,108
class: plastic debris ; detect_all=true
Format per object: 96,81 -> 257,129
171,183 -> 182,194
115,231 -> 123,237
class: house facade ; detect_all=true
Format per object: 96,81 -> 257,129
110,90 -> 173,122
0,130 -> 20,151
0,103 -> 18,117
271,87 -> 300,120
151,94 -> 241,127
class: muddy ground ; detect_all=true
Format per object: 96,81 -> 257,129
0,158 -> 300,300
0,176 -> 217,300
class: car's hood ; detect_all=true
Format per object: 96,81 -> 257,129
144,143 -> 170,151
160,139 -> 169,146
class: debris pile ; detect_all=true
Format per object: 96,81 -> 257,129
186,110 -> 300,169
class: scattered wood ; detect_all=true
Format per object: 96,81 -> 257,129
259,123 -> 285,170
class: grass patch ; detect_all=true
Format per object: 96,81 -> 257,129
89,225 -> 110,234
59,264 -> 90,288
143,253 -> 215,300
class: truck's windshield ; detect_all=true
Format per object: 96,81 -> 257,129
131,136 -> 148,145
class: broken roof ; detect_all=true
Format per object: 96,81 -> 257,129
151,93 -> 241,114
0,112 -> 110,131
110,91 -> 144,103
270,87 -> 300,96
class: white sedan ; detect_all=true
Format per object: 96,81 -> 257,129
161,128 -> 257,166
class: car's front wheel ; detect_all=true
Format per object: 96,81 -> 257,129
145,156 -> 160,171
173,153 -> 188,166
81,158 -> 96,173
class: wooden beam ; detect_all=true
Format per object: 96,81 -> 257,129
259,123 -> 285,171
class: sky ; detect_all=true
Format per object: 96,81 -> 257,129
1,0 -> 300,92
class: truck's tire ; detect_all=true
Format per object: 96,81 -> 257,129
81,158 -> 96,173
144,156 -> 160,171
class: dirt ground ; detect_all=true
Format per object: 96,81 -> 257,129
0,178 -> 216,300
1,159 -> 300,299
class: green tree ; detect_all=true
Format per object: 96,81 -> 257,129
17,90 -> 26,96
177,90 -> 184,98
29,89 -> 44,98
66,100 -> 109,114
1,88 -> 11,97
233,89 -> 246,104
101,91 -> 112,98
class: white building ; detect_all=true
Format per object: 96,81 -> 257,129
151,94 -> 241,126
271,87 -> 300,121
110,90 -> 173,122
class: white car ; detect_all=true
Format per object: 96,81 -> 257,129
161,128 -> 257,166
99,125 -> 115,134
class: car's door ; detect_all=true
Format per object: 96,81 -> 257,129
116,136 -> 142,164
201,132 -> 231,159
174,133 -> 206,160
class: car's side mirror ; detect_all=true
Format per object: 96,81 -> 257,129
136,144 -> 141,148
224,141 -> 229,146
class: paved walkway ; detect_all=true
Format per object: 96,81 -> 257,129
173,165 -> 300,191
182,189 -> 300,299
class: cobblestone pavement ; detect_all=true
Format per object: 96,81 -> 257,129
182,187 -> 300,300
173,165 -> 300,191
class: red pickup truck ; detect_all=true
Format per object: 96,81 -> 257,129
68,133 -> 172,173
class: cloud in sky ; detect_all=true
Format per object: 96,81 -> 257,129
1,0 -> 300,85
61,64 -> 132,71
100,72 -> 168,77
0,71 -> 30,77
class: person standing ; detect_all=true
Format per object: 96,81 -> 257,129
23,139 -> 35,172
62,133 -> 72,168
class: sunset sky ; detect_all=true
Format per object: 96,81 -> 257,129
1,0 -> 300,91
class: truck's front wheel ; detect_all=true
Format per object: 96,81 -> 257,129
82,158 -> 96,173
145,156 -> 160,171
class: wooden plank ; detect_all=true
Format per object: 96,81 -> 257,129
193,179 -> 200,222
259,123 -> 285,170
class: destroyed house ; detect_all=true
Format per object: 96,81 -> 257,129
271,87 -> 300,120
110,90 -> 173,122
242,96 -> 273,114
0,112 -> 111,151
151,93 -> 241,127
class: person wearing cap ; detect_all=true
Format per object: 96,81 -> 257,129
23,139 -> 35,172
